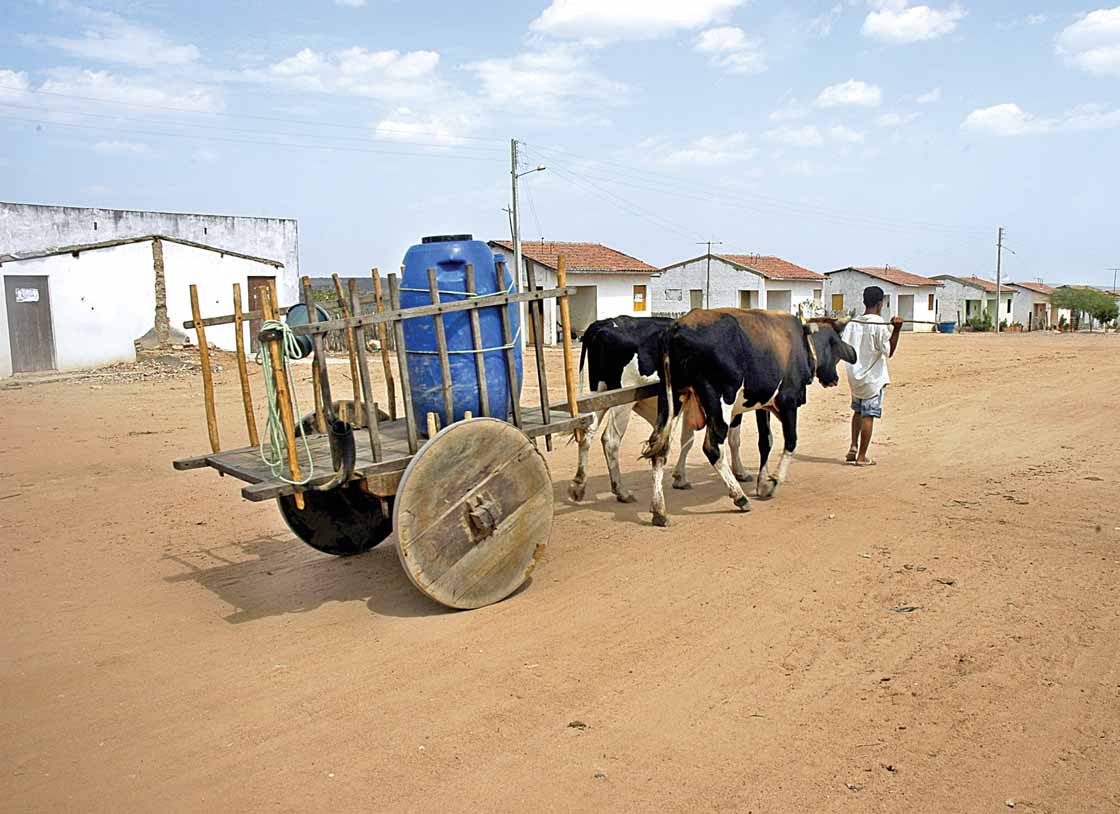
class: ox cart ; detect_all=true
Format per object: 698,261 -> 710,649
173,254 -> 655,610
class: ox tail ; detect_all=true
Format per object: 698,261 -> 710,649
578,333 -> 588,392
641,346 -> 675,462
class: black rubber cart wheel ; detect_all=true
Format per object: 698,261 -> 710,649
278,486 -> 394,556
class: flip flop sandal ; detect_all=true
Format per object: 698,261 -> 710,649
854,459 -> 878,467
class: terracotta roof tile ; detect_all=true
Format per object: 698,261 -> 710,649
933,275 -> 1017,294
489,240 -> 655,273
717,254 -> 824,281
830,266 -> 940,287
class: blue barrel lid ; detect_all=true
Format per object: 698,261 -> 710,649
421,234 -> 473,244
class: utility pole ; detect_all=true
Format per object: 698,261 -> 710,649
1108,267 -> 1120,294
994,226 -> 1004,333
511,139 -> 523,295
696,240 -> 723,308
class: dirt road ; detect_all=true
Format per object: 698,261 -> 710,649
3,332 -> 1119,813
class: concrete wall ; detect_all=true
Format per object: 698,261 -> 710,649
567,272 -> 653,326
0,202 -> 299,276
1010,289 -> 1053,330
1,238 -> 297,377
934,279 -> 1016,325
824,270 -> 937,332
652,257 -> 759,314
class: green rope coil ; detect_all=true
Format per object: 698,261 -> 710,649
256,319 -> 315,485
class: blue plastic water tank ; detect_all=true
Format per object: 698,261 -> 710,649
401,235 -> 522,429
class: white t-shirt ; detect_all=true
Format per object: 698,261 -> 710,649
841,314 -> 891,400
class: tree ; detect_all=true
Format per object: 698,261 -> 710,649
1051,286 -> 1119,331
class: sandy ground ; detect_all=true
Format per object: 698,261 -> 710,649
2,332 -> 1119,813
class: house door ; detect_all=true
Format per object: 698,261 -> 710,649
897,294 -> 915,331
689,289 -> 704,309
5,276 -> 56,373
831,293 -> 844,314
739,290 -> 756,309
247,275 -> 274,352
632,284 -> 647,313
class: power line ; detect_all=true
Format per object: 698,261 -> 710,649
0,113 -> 508,163
0,82 -> 509,144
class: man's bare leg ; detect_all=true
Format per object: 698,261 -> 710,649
847,411 -> 861,461
855,415 -> 875,464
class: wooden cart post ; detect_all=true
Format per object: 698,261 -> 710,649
189,284 -> 221,453
463,264 -> 491,418
495,261 -> 523,429
426,267 -> 456,427
301,276 -> 334,428
231,282 -> 259,447
331,273 -> 365,426
261,286 -> 305,510
388,274 -> 420,454
348,278 -> 382,461
523,254 -> 552,450
555,255 -> 583,442
371,269 -> 398,420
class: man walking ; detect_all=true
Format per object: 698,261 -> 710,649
842,286 -> 903,466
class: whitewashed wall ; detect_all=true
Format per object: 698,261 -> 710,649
652,257 -> 760,314
1010,289 -> 1053,329
1,238 -> 294,377
934,278 -> 1016,325
567,272 -> 653,323
0,202 -> 299,275
824,270 -> 937,332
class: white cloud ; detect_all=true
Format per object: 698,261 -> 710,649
961,101 -> 1120,136
94,140 -> 153,156
829,124 -> 866,143
1056,7 -> 1120,76
810,4 -> 846,36
765,124 -> 825,146
374,107 -> 470,146
816,79 -> 882,107
466,44 -> 627,114
917,86 -> 941,103
862,1 -> 966,44
694,26 -> 767,74
769,95 -> 810,121
875,111 -> 919,127
255,46 -> 441,100
39,6 -> 200,68
40,69 -> 224,113
641,131 -> 756,166
0,69 -> 31,101
529,0 -> 746,41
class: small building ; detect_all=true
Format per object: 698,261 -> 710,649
1,235 -> 292,376
824,267 -> 939,332
931,275 -> 1017,327
1007,281 -> 1056,330
488,240 -> 656,343
651,253 -> 825,316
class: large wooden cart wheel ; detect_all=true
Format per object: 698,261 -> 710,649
394,418 -> 553,609
278,487 -> 394,557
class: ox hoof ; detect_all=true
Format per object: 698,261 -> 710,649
616,492 -> 638,504
568,483 -> 586,502
652,512 -> 670,527
672,479 -> 693,491
734,495 -> 752,512
734,471 -> 754,483
756,477 -> 780,499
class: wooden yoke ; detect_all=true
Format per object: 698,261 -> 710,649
555,255 -> 583,443
261,285 -> 304,510
189,284 -> 221,453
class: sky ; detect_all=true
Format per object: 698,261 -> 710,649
2,0 -> 1119,286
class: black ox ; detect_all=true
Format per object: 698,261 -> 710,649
642,309 -> 855,526
570,315 -> 752,504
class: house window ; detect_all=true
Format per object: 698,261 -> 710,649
928,293 -> 935,310
813,289 -> 822,302
665,288 -> 682,302
1007,298 -> 1012,313
633,285 -> 647,313
689,289 -> 704,309
831,293 -> 844,313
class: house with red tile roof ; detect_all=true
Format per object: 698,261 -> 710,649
1005,281 -> 1059,330
488,240 -> 656,342
931,274 -> 1018,328
824,267 -> 940,332
651,253 -> 825,316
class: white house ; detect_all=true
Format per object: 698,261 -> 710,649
931,275 -> 1017,327
1,235 -> 294,377
824,267 -> 939,332
1007,281 -> 1057,330
651,253 -> 825,316
488,240 -> 656,343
